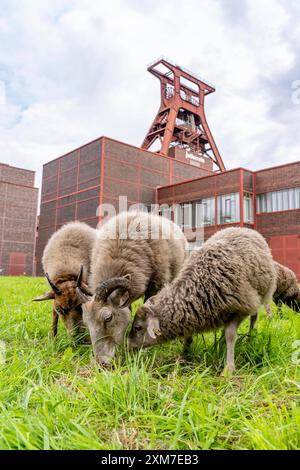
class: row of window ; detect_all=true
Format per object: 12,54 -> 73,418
161,192 -> 254,227
257,188 -> 300,213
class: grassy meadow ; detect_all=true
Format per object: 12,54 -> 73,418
0,275 -> 300,450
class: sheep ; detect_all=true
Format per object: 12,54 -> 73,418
76,211 -> 188,366
273,261 -> 300,310
249,261 -> 300,331
128,227 -> 277,375
32,221 -> 97,337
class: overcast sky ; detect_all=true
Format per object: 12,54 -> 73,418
0,0 -> 300,190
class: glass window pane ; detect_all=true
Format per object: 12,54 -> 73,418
257,195 -> 261,214
182,203 -> 192,228
161,205 -> 172,220
288,188 -> 295,210
282,190 -> 288,210
262,194 -> 267,212
217,193 -> 239,225
267,193 -> 272,212
243,193 -> 253,223
295,188 -> 300,209
277,191 -> 283,211
195,200 -> 204,227
271,193 -> 277,212
174,204 -> 183,227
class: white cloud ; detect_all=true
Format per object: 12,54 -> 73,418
0,0 -> 299,193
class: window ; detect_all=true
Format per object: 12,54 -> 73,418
160,205 -> 172,221
195,198 -> 215,226
217,193 -> 240,224
244,193 -> 254,223
175,203 -> 193,228
175,198 -> 215,229
257,187 -> 300,213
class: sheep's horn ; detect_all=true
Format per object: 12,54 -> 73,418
95,276 -> 131,303
76,265 -> 84,288
45,273 -> 62,295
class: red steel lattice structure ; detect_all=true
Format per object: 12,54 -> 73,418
141,57 -> 226,172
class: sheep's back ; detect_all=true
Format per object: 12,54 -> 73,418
90,212 -> 187,294
42,222 -> 97,282
171,228 -> 276,324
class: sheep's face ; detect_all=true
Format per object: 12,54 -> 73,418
52,281 -> 88,337
128,301 -> 161,349
81,296 -> 131,367
77,275 -> 132,367
32,276 -> 91,339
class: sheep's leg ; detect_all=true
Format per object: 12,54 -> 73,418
222,318 -> 241,376
52,308 -> 58,337
265,303 -> 273,319
183,336 -> 193,355
249,313 -> 258,334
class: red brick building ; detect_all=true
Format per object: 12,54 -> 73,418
0,163 -> 38,276
157,162 -> 300,279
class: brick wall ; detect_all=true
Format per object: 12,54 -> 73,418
0,165 -> 38,276
157,168 -> 242,205
256,162 -> 300,193
0,163 -> 35,187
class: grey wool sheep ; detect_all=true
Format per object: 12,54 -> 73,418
250,261 -> 300,331
273,261 -> 300,311
76,211 -> 188,366
33,221 -> 97,336
128,227 -> 276,375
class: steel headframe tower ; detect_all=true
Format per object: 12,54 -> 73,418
141,57 -> 225,172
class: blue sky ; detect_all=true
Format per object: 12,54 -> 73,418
0,0 -> 299,190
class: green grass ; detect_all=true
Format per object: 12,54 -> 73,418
0,276 -> 300,450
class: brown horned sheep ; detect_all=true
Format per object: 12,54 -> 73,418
33,221 -> 97,337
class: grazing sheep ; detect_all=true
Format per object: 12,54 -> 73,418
273,261 -> 300,310
250,261 -> 300,331
33,221 -> 97,336
128,227 -> 276,375
76,211 -> 188,366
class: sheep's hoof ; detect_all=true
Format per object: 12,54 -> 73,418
221,365 -> 235,378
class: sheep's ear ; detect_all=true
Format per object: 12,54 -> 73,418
146,316 -> 161,339
32,291 -> 55,301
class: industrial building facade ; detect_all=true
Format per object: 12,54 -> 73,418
0,163 -> 38,276
157,161 -> 300,280
36,137 -> 210,275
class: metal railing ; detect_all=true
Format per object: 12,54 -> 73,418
147,56 -> 215,89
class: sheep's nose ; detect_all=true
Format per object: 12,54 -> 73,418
97,356 -> 113,369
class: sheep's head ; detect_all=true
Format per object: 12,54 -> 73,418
76,274 -> 132,367
32,267 -> 91,339
128,297 -> 162,349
